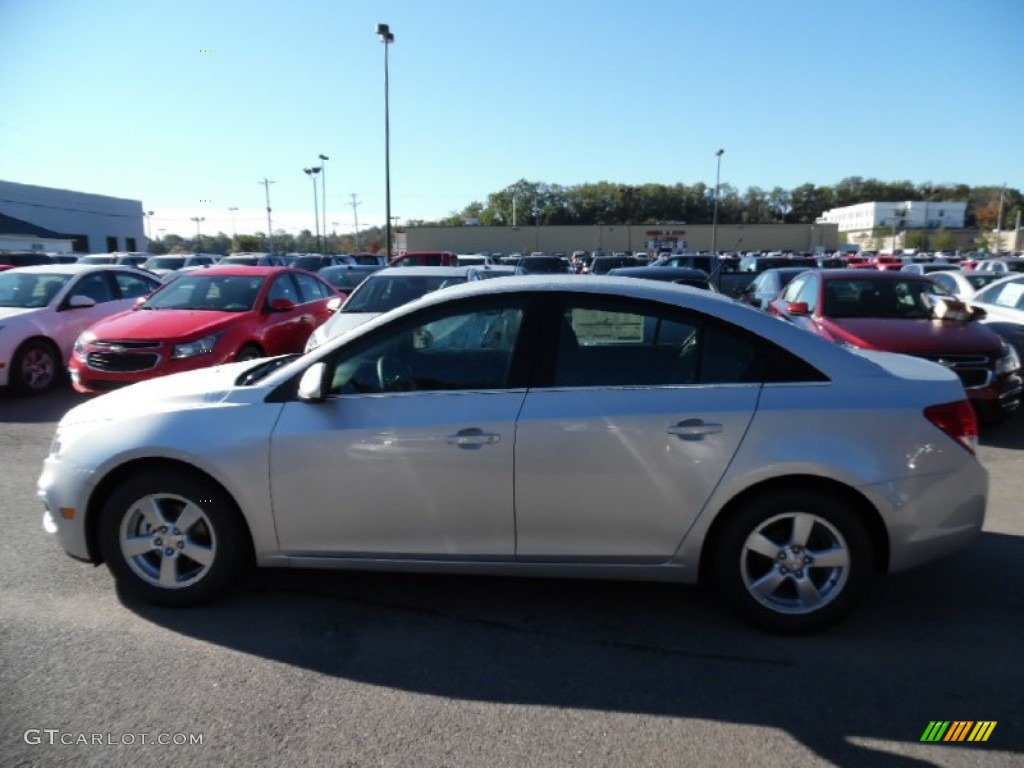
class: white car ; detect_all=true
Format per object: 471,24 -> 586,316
305,266 -> 472,351
926,270 -> 1005,300
974,259 -> 1024,275
38,276 -> 987,634
968,274 -> 1024,359
0,265 -> 162,393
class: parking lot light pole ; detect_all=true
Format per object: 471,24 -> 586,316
318,154 -> 329,254
303,167 -> 322,253
711,148 -> 724,256
377,23 -> 394,260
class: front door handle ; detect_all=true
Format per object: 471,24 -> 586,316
667,419 -> 723,438
446,428 -> 501,449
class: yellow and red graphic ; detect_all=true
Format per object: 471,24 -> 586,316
920,721 -> 997,742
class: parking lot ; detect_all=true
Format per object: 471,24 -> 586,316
3,385 -> 1023,767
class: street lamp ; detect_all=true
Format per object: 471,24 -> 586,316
711,148 -> 724,256
144,210 -> 154,242
318,154 -> 329,254
303,166 -> 322,253
190,216 -> 205,252
228,207 -> 238,238
377,22 -> 394,259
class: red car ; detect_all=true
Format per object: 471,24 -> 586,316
768,269 -> 1023,423
69,266 -> 343,394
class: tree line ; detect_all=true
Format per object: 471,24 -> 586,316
150,177 -> 1021,255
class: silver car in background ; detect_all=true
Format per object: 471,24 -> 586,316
38,276 -> 986,634
304,266 -> 471,351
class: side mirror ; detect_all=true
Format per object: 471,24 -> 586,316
268,298 -> 296,312
133,296 -> 147,308
786,301 -> 810,316
297,362 -> 327,402
67,295 -> 97,309
326,296 -> 343,313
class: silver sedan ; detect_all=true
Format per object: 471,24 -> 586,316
38,276 -> 987,634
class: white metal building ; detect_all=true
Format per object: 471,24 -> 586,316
817,201 -> 967,232
0,180 -> 146,253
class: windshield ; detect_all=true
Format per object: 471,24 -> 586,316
0,273 -> 72,308
77,256 -> 115,264
143,274 -> 265,311
824,278 -> 951,319
143,257 -> 185,270
343,275 -> 466,313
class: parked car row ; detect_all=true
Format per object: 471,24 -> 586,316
0,264 -> 345,395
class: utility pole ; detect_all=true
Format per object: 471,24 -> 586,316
258,178 -> 276,254
350,193 -> 362,251
995,184 -> 1006,253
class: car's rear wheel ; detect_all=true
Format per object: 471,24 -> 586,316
11,339 -> 61,395
99,469 -> 251,606
235,343 -> 264,362
713,489 -> 874,634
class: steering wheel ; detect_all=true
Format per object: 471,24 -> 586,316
376,355 -> 413,391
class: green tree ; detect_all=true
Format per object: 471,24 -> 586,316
233,234 -> 262,252
932,228 -> 956,252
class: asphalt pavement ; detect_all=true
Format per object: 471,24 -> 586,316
2,385 -> 1022,767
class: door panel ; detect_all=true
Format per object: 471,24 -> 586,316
514,385 -> 759,559
270,391 -> 524,556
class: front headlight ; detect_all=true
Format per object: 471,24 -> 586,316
304,327 -> 324,353
73,331 -> 96,358
172,332 -> 223,359
48,431 -> 63,459
996,342 -> 1021,375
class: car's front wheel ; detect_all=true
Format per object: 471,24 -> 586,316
99,468 -> 251,606
11,339 -> 61,394
713,489 -> 875,634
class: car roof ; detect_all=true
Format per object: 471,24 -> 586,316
816,269 -> 936,281
170,266 -> 287,277
0,264 -> 150,276
372,266 -> 473,277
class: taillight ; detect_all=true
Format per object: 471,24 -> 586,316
924,400 -> 979,454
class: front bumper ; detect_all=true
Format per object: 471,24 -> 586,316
37,453 -> 96,562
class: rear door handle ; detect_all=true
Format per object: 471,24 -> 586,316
667,419 -> 723,438
446,428 -> 501,449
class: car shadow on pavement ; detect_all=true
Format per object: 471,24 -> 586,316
0,382 -> 91,424
980,406 -> 1024,450
123,530 -> 1024,767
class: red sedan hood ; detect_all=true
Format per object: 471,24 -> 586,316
823,317 -> 1002,355
87,308 -> 241,342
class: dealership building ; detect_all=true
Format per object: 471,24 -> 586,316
402,222 -> 837,255
0,180 -> 146,254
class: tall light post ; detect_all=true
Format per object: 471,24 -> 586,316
144,210 -> 154,243
228,207 -> 238,238
190,216 -> 205,252
258,178 -> 276,254
377,22 -> 395,259
303,166 -> 322,253
318,154 -> 329,254
711,148 -> 724,256
350,193 -> 362,251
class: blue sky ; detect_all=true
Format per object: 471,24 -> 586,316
2,0 -> 1021,239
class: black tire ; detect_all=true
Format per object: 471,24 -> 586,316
11,339 -> 61,395
98,468 -> 252,606
712,488 -> 875,634
235,343 -> 264,362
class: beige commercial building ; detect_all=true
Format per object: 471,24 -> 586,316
401,223 -> 838,255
